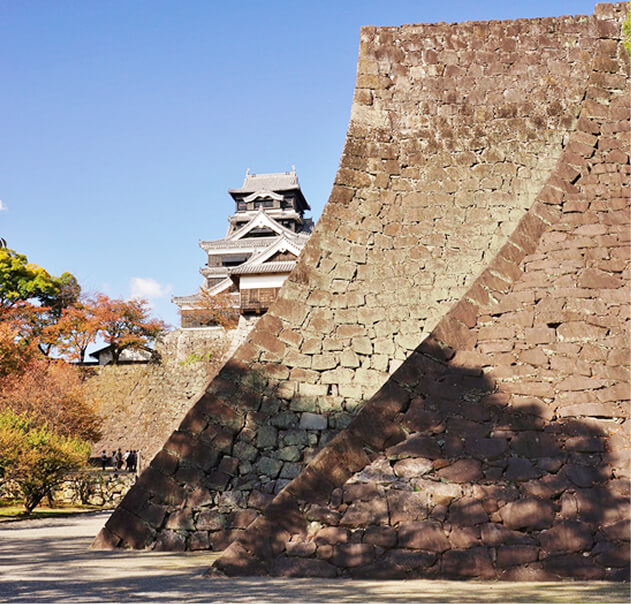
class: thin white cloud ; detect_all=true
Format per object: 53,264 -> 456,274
0,200 -> 6,211
129,277 -> 172,304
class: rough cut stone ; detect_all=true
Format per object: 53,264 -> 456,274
299,412 -> 328,430
499,499 -> 555,530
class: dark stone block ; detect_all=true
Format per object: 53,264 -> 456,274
349,561 -> 408,579
213,542 -> 267,576
340,499 -> 389,527
204,470 -> 230,490
229,509 -> 258,529
539,521 -> 593,553
105,507 -> 155,549
165,508 -> 194,531
315,526 -> 350,545
175,464 -> 204,485
186,486 -> 213,509
196,510 -> 227,531
263,493 -> 307,537
387,491 -> 430,525
209,528 -> 244,551
343,482 -> 383,502
150,450 -> 179,476
499,498 -> 555,530
190,531 -> 210,550
118,481 -> 148,515
142,467 -> 187,508
383,549 -> 437,572
90,527 -> 121,550
480,523 -> 532,546
248,490 -> 274,510
576,486 -> 629,524
402,404 -> 444,433
598,518 -> 630,542
286,466 -> 336,506
386,434 -> 441,459
543,553 -> 606,580
398,521 -> 450,552
448,526 -> 480,548
500,563 -> 557,581
496,545 -> 539,568
521,473 -> 570,498
153,530 -> 186,552
285,541 -> 316,557
442,547 -> 495,579
564,435 -> 605,453
179,406 -> 209,435
163,431 -> 195,459
363,526 -> 397,548
137,502 -> 168,528
510,432 -> 561,458
505,457 -> 541,481
448,497 -> 489,527
465,437 -> 509,460
594,542 -> 630,568
437,459 -> 482,483
271,556 -> 338,578
564,463 -> 608,487
331,543 -> 375,568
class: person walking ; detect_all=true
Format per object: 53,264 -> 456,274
100,450 -> 108,471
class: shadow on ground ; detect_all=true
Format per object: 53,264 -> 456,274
0,512 -> 629,603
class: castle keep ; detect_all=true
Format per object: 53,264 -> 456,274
174,169 -> 313,325
94,3 -> 630,582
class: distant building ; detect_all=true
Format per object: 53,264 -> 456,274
173,168 -> 314,327
89,345 -> 154,365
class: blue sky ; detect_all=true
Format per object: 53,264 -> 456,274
1,0 -> 598,329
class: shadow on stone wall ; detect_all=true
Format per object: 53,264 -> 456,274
92,358 -> 358,551
212,340 -> 630,581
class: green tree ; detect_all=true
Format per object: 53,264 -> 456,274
0,409 -> 90,513
0,248 -> 80,355
0,248 -> 78,310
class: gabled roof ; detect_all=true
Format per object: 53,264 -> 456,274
228,209 -> 301,242
228,169 -> 299,194
226,236 -> 302,281
228,168 -> 310,211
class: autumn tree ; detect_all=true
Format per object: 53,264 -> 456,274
41,297 -> 101,364
94,294 -> 167,364
0,248 -> 80,356
0,320 -> 38,378
183,287 -> 240,329
0,409 -> 90,513
0,356 -> 101,442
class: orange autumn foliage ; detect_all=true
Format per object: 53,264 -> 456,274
0,357 -> 101,442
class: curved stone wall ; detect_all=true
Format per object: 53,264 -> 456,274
93,2 -> 629,572
212,3 -> 630,580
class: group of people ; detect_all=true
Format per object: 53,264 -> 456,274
100,448 -> 138,473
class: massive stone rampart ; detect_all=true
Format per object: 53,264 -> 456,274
94,3 -> 629,581
87,327 -> 235,466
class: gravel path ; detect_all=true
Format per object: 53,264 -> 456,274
0,511 -> 628,602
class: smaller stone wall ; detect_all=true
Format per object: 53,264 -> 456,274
1,471 -> 136,508
52,471 -> 137,507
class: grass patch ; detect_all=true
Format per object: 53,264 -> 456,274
0,500 -> 104,522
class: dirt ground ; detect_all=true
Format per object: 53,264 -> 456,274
0,511 -> 628,603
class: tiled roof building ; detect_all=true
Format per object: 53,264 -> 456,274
173,168 -> 313,324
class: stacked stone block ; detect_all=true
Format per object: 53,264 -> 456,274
212,4 -> 630,579
93,2 -> 629,572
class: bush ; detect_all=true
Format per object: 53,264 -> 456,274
0,409 -> 90,513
